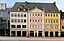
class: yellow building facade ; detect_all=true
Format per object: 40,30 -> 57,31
44,12 -> 60,37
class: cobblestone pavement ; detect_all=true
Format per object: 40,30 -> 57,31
0,40 -> 64,41
0,37 -> 64,41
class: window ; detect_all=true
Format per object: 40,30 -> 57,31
11,14 -> 13,17
20,6 -> 23,8
50,24 -> 53,29
54,20 -> 58,23
33,25 -> 34,28
24,14 -> 26,17
48,14 -> 50,16
21,19 -> 23,22
30,25 -> 31,28
51,20 -> 52,23
55,25 -> 58,29
45,14 -> 47,16
62,20 -> 64,22
38,19 -> 40,22
18,8 -> 20,11
54,14 -> 55,17
62,16 -> 64,18
62,26 -> 64,29
38,14 -> 39,16
38,25 -> 40,28
11,25 -> 15,28
56,14 -> 58,17
30,14 -> 31,16
21,14 -> 23,17
15,19 -> 17,22
51,14 -> 52,16
32,14 -> 34,16
33,19 -> 34,22
23,9 -> 26,11
45,25 -> 48,29
15,14 -> 17,17
47,19 -> 50,23
54,14 -> 58,17
24,19 -> 26,23
45,20 -> 47,23
41,19 -> 42,22
56,20 -> 58,23
18,14 -> 20,17
35,14 -> 37,16
18,19 -> 20,22
17,25 -> 21,28
11,19 -> 14,22
41,14 -> 42,16
30,19 -> 31,22
35,19 -> 37,22
22,25 -> 26,28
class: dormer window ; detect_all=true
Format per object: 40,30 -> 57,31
20,5 -> 23,8
23,9 -> 26,11
18,8 -> 23,11
20,6 -> 23,8
18,8 -> 20,11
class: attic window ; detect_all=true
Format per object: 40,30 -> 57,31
20,6 -> 23,8
18,8 -> 23,11
20,5 -> 23,8
18,8 -> 20,11
23,9 -> 26,11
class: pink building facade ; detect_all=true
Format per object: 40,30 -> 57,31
28,7 -> 45,37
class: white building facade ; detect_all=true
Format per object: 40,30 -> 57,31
10,12 -> 28,36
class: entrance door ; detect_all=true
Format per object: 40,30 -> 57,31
22,31 -> 26,37
55,32 -> 58,37
11,31 -> 15,36
61,32 -> 64,37
30,31 -> 34,37
17,31 -> 21,37
50,32 -> 53,37
38,31 -> 42,37
45,31 -> 48,37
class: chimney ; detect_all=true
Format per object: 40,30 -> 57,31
54,2 -> 56,4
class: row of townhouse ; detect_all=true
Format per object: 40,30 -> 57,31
10,1 -> 60,37
0,1 -> 64,37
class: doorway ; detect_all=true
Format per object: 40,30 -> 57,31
22,31 -> 26,37
11,31 -> 15,36
55,32 -> 58,37
30,31 -> 34,37
45,31 -> 48,37
17,31 -> 21,37
50,32 -> 53,37
61,32 -> 64,37
38,31 -> 42,37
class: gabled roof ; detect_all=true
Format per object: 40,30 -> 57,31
11,1 -> 59,12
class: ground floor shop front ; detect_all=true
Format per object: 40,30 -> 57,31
45,31 -> 60,37
10,31 -> 44,37
61,31 -> 64,37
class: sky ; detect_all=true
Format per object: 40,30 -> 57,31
0,0 -> 64,11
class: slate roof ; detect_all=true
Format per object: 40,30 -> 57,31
11,1 -> 59,12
